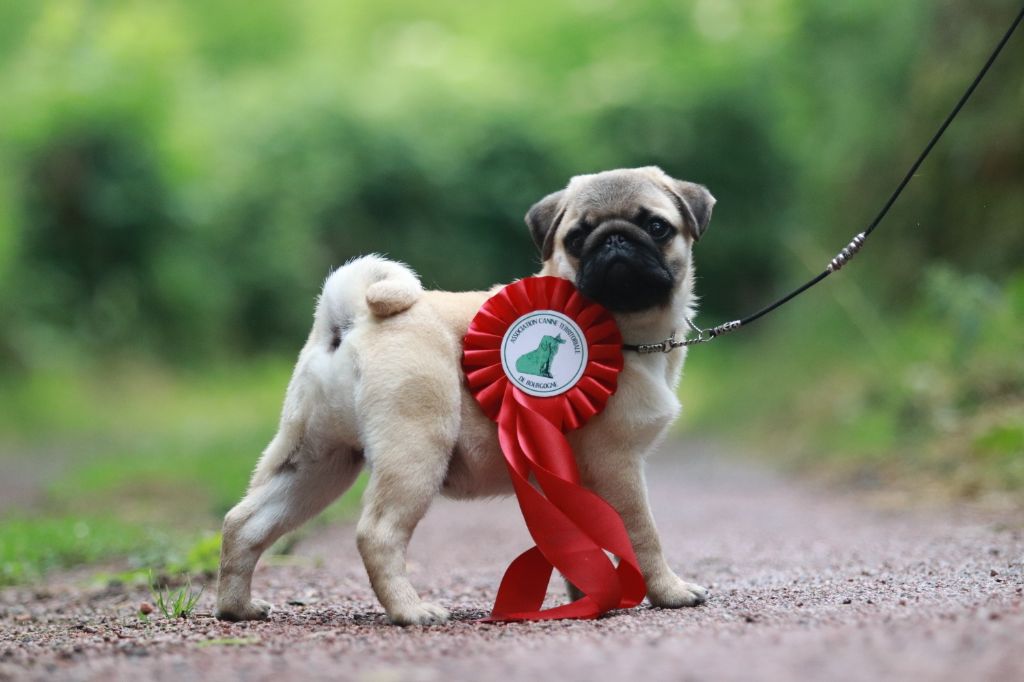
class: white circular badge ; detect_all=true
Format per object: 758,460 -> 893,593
500,310 -> 589,397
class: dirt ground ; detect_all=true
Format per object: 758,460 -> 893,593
2,442 -> 1022,682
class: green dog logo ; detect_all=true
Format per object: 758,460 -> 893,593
515,334 -> 566,379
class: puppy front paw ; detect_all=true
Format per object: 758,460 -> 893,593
215,598 -> 272,621
647,577 -> 708,608
387,601 -> 450,626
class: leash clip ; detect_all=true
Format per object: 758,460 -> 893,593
629,317 -> 741,353
681,316 -> 741,345
680,316 -> 708,346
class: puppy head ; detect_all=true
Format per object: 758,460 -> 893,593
527,167 -> 715,313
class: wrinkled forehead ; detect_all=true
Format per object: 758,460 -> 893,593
564,171 -> 677,221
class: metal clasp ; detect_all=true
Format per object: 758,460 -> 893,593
680,316 -> 707,346
631,315 -> 741,353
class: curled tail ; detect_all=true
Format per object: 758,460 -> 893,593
313,255 -> 423,347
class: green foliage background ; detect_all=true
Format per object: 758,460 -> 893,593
2,0 -> 1021,364
0,0 -> 1021,582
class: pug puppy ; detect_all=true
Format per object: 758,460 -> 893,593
216,166 -> 715,625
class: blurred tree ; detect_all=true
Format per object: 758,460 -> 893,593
20,123 -> 177,354
0,0 -> 1019,366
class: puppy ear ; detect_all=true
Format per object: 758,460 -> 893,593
525,189 -> 566,260
666,180 -> 716,242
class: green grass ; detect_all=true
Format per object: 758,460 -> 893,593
681,266 -> 1024,500
148,570 -> 204,619
0,357 -> 366,586
0,358 -> 292,447
0,516 -> 157,585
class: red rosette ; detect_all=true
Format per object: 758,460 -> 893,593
463,276 -> 624,429
462,276 -> 646,621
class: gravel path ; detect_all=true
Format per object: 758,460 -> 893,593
2,441 -> 1022,681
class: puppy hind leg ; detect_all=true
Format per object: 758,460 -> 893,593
215,435 -> 362,621
356,447 -> 450,626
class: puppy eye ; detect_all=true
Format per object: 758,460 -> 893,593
645,218 -> 671,240
566,232 -> 585,254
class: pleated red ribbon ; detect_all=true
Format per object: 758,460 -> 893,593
462,276 -> 646,620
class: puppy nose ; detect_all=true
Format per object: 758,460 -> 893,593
604,233 -> 628,249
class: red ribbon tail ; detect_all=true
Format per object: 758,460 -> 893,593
487,390 -> 646,621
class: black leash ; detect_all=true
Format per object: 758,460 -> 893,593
626,4 -> 1024,355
